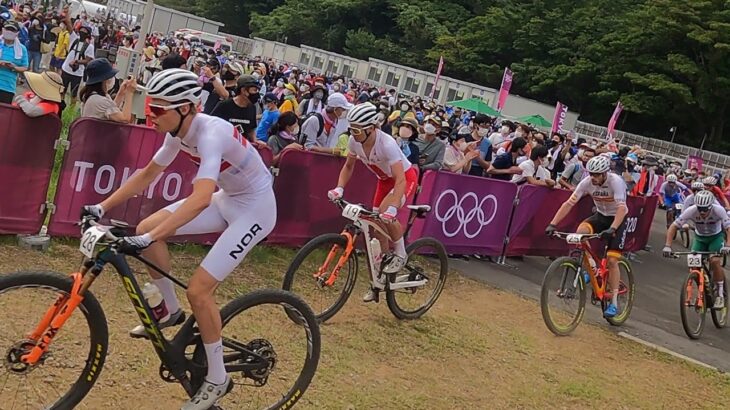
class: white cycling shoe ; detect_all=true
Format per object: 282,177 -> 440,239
714,295 -> 725,310
181,376 -> 232,410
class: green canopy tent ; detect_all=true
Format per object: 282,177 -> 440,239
515,114 -> 552,128
446,98 -> 501,117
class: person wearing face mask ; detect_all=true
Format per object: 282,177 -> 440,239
387,99 -> 415,136
560,147 -> 596,190
279,82 -> 299,114
301,92 -> 352,154
202,60 -> 242,114
272,78 -> 286,100
328,102 -> 419,302
489,122 -> 512,152
0,20 -> 28,104
512,145 -> 556,187
254,93 -> 279,143
466,114 -> 494,177
444,132 -> 480,174
398,116 -> 421,165
414,115 -> 446,171
61,25 -> 94,108
267,111 -> 303,165
488,137 -> 528,181
298,83 -> 326,116
79,58 -> 136,123
210,75 -> 263,145
26,12 -> 49,73
50,17 -> 69,74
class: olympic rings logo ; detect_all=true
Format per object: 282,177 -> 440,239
434,190 -> 498,238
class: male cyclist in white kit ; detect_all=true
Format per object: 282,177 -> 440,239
81,69 -> 276,409
328,102 -> 419,302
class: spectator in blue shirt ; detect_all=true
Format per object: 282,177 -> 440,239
0,21 -> 29,104
256,92 -> 280,143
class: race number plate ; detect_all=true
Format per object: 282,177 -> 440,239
675,204 -> 683,211
687,254 -> 702,268
79,226 -> 107,258
565,234 -> 583,244
342,203 -> 363,221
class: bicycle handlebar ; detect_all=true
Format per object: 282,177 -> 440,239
332,198 -> 381,220
550,232 -> 602,241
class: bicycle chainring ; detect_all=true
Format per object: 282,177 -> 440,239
159,364 -> 178,383
4,340 -> 44,375
242,339 -> 277,386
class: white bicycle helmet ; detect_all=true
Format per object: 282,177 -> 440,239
666,174 -> 678,183
586,155 -> 611,174
703,176 -> 718,186
347,102 -> 379,127
226,61 -> 244,75
694,190 -> 715,208
145,68 -> 202,105
691,181 -> 705,190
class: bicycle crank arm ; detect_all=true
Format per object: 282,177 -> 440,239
388,279 -> 428,291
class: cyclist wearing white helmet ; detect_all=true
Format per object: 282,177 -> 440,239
81,68 -> 275,409
328,102 -> 418,302
683,181 -> 714,210
546,155 -> 629,318
659,174 -> 689,227
702,175 -> 730,209
665,190 -> 730,309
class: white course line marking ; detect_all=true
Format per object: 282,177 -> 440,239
618,331 -> 724,373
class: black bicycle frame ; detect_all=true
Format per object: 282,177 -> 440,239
92,247 -> 271,395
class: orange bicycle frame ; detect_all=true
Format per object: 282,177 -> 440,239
314,231 -> 356,287
691,268 -> 705,309
580,242 -> 609,300
21,272 -> 85,365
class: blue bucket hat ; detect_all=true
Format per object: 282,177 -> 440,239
84,58 -> 118,85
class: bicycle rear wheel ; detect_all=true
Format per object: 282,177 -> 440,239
282,233 -> 358,323
711,280 -> 728,329
386,237 -> 448,320
680,228 -> 691,249
680,272 -> 706,339
540,257 -> 587,336
191,289 -> 320,410
605,258 -> 635,326
0,271 -> 108,409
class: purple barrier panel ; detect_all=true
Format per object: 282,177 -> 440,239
408,171 -> 516,255
624,195 -> 658,252
47,119 -> 215,243
0,104 -> 61,234
268,149 -> 378,246
505,186 -> 595,257
257,145 -> 274,168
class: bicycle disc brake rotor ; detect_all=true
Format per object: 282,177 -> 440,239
242,339 -> 277,386
4,340 -> 44,375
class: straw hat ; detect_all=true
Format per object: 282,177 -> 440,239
23,71 -> 64,103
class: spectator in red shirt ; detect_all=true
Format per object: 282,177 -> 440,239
12,70 -> 64,116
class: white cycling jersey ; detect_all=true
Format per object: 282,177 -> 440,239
569,172 -> 627,217
153,114 -> 272,196
347,129 -> 412,180
152,113 -> 276,280
674,203 -> 730,236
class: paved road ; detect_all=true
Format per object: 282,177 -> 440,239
450,208 -> 730,372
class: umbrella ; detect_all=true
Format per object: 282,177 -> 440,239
446,98 -> 501,117
516,114 -> 552,128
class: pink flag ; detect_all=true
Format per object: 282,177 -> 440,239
550,101 -> 568,135
214,39 -> 222,51
496,68 -> 513,111
430,56 -> 444,100
606,101 -> 623,140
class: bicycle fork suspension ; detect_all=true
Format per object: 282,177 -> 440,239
689,269 -> 705,309
315,231 -> 355,287
22,269 -> 94,365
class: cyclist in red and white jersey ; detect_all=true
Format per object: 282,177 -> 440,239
328,102 -> 418,302
81,69 -> 275,409
703,176 -> 730,210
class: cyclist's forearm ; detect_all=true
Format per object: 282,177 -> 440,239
99,165 -> 161,211
665,224 -> 678,247
550,202 -> 573,226
611,205 -> 628,230
336,161 -> 355,188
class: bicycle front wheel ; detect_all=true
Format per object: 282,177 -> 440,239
605,257 -> 635,326
0,271 -> 109,410
191,289 -> 321,410
711,279 -> 728,329
680,272 -> 706,339
282,233 -> 358,323
540,257 -> 587,336
681,228 -> 691,249
386,237 -> 448,320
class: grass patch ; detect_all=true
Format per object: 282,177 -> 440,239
0,242 -> 729,409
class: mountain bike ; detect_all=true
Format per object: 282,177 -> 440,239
672,251 -> 727,339
540,232 -> 635,336
282,198 -> 448,323
0,218 -> 321,410
672,203 -> 691,249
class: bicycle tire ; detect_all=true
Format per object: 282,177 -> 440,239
0,271 -> 109,409
191,289 -> 321,410
386,237 -> 448,320
605,258 -> 635,326
681,229 -> 691,249
540,257 -> 586,336
711,279 -> 728,329
282,233 -> 358,323
680,272 -> 706,339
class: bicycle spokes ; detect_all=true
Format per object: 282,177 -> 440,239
21,272 -> 85,365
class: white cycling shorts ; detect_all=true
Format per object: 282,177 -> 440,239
163,190 -> 277,281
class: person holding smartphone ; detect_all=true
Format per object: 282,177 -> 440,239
0,21 -> 29,104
